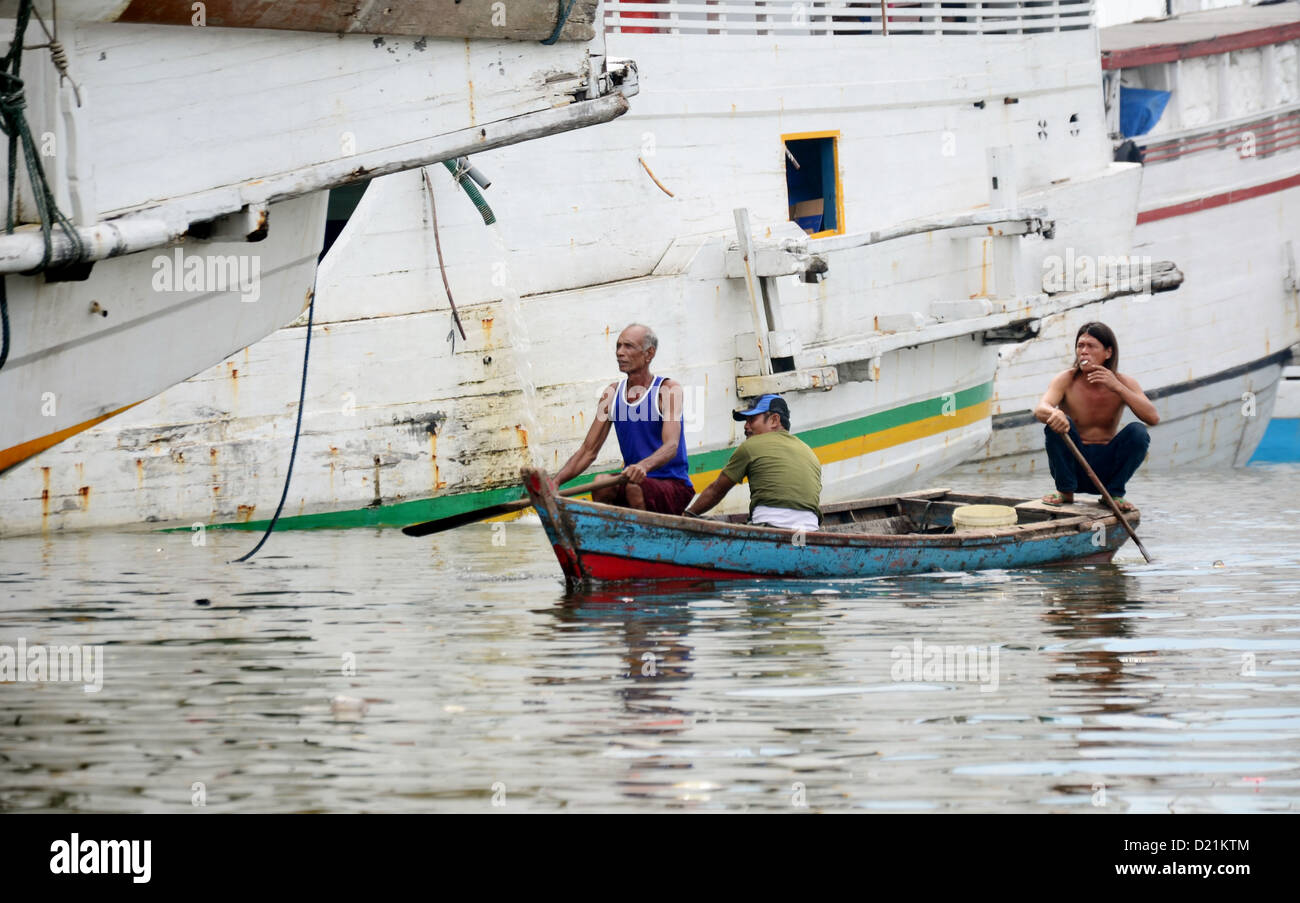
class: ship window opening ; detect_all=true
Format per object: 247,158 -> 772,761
783,132 -> 842,238
321,180 -> 370,262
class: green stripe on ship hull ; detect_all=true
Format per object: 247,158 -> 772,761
178,381 -> 993,533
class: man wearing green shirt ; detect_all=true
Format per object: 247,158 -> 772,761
683,394 -> 822,531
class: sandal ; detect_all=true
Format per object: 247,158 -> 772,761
1041,491 -> 1072,507
1111,496 -> 1135,513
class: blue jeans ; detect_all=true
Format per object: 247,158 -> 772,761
1044,422 -> 1150,497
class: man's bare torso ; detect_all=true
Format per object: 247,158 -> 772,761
1059,366 -> 1125,443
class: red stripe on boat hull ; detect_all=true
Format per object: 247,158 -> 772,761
1137,172 -> 1300,224
556,544 -> 1122,581
561,547 -> 759,581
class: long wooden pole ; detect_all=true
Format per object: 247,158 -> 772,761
1058,430 -> 1153,563
401,473 -> 627,537
733,208 -> 773,376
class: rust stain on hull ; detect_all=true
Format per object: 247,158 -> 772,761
429,434 -> 446,490
40,466 -> 50,528
226,363 -> 240,408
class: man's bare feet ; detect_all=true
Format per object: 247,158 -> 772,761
1042,491 -> 1074,506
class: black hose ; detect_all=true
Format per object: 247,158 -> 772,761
233,288 -> 316,563
0,276 -> 8,371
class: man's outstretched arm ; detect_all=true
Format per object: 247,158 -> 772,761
684,473 -> 736,516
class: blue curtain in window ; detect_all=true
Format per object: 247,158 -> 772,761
1119,87 -> 1171,138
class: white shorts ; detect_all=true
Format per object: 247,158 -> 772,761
750,506 -> 819,532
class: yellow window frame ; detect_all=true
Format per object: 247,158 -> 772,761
781,130 -> 844,239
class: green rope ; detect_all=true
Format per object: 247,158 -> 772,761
0,0 -> 85,273
540,0 -> 579,45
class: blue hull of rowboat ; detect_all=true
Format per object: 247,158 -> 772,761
521,470 -> 1137,584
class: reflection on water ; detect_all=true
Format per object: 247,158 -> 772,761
1,468 -> 1298,812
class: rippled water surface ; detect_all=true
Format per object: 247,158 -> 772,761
2,467 -> 1298,812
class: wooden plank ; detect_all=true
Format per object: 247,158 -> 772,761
114,0 -> 599,42
821,487 -> 951,515
817,515 -> 913,534
1103,21 -> 1300,71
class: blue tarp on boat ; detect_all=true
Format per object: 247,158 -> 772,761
1120,87 -> 1171,138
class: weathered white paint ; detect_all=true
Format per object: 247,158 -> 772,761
0,192 -> 329,468
6,21 -> 602,222
0,11 -> 626,467
0,91 -> 633,273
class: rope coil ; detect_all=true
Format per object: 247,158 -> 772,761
0,0 -> 88,372
0,0 -> 85,270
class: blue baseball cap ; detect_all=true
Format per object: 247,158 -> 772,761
733,394 -> 791,421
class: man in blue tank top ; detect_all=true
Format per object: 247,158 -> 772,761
553,324 -> 696,514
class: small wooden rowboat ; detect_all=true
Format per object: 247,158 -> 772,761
521,469 -> 1139,583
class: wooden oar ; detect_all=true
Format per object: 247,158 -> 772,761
401,473 -> 627,537
1057,430 -> 1153,563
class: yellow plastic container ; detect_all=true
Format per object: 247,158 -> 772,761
952,504 -> 1017,532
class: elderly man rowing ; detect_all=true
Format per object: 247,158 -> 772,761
552,324 -> 696,515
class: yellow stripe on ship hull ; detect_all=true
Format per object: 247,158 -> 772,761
688,399 -> 992,490
0,402 -> 142,473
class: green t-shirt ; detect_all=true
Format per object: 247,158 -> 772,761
721,430 -> 823,519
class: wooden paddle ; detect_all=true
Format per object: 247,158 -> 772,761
401,473 -> 627,537
1057,429 -> 1153,563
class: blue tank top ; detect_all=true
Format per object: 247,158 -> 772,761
612,376 -> 691,483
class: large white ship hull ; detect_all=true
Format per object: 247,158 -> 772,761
0,6 -> 1158,536
0,10 -> 629,475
